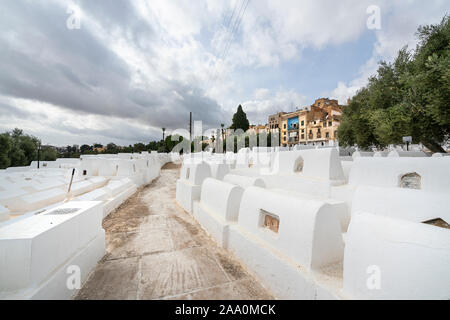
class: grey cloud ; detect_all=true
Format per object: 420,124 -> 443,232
0,101 -> 30,119
0,0 -> 227,144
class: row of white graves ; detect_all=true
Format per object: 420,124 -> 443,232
0,151 -> 177,299
176,148 -> 450,299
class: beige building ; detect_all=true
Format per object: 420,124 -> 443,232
246,124 -> 269,135
279,98 -> 343,147
268,112 -> 286,132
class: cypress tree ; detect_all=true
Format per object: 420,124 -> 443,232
230,105 -> 250,132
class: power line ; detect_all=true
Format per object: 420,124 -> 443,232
205,1 -> 242,90
222,1 -> 239,44
205,0 -> 250,91
221,0 -> 250,63
218,0 -> 245,62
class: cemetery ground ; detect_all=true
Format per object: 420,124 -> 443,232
75,162 -> 273,300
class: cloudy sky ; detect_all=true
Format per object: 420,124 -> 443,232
0,0 -> 448,146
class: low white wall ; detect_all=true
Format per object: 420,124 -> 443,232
235,187 -> 344,270
198,178 -> 243,223
193,178 -> 244,247
270,148 -> 345,181
348,157 -> 450,192
0,201 -> 105,299
10,188 -> 67,213
352,186 -> 449,224
352,151 -> 374,159
189,162 -> 211,185
388,150 -> 428,157
209,163 -> 230,181
176,162 -> 212,214
223,174 -> 266,189
343,212 -> 450,299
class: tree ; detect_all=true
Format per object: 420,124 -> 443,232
0,133 -> 11,169
80,144 -> 91,153
221,123 -> 225,141
106,143 -> 118,153
338,16 -> 450,152
8,128 -> 39,166
133,142 -> 146,152
405,15 -> 450,151
164,134 -> 182,152
41,146 -> 57,161
147,141 -> 159,151
230,105 -> 250,132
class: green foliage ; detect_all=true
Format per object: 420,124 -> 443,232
0,128 -> 188,168
60,145 -> 81,158
106,143 -> 119,153
0,128 -> 41,168
133,143 -> 146,152
230,105 -> 250,132
8,129 -> 40,167
41,146 -> 58,161
338,16 -> 450,152
80,144 -> 92,153
0,133 -> 12,169
165,135 -> 182,152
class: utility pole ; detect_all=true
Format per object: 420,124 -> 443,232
37,142 -> 41,169
189,112 -> 192,141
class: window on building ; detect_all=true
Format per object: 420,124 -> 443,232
329,121 -> 332,126
301,134 -> 304,139
284,124 -> 286,129
325,132 -> 329,138
309,130 -> 312,134
301,120 -> 304,126
318,128 -> 321,133
318,102 -> 321,106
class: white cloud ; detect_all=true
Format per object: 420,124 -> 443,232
241,88 -> 308,124
328,0 -> 448,103
0,0 -> 448,145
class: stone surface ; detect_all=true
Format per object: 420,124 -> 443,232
75,163 -> 273,300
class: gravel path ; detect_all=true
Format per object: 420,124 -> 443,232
75,163 -> 273,300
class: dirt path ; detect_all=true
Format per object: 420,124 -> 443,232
75,163 -> 273,300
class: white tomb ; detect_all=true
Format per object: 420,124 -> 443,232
193,178 -> 243,248
0,201 -> 105,299
176,161 -> 212,214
